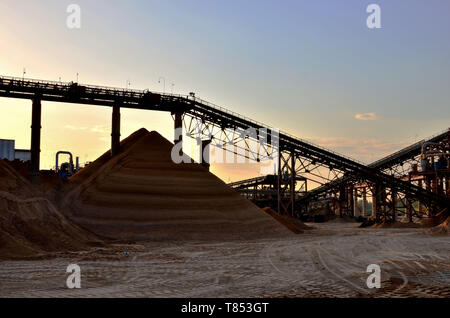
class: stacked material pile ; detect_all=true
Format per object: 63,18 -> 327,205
0,161 -> 102,260
262,207 -> 312,234
62,129 -> 291,241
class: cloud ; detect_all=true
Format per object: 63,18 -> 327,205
90,125 -> 108,134
64,124 -> 109,134
354,112 -> 377,120
311,137 -> 407,163
64,125 -> 88,131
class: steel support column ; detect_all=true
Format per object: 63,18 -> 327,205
111,105 -> 121,157
425,178 -> 432,217
349,186 -> 354,217
372,183 -> 382,221
380,186 -> 387,221
200,139 -> 211,171
362,188 -> 367,217
418,179 -> 424,215
277,153 -> 282,214
30,95 -> 41,184
392,189 -> 397,222
290,152 -> 295,216
406,195 -> 413,223
353,187 -> 359,217
339,185 -> 346,217
445,177 -> 449,197
174,112 -> 183,152
277,151 -> 295,216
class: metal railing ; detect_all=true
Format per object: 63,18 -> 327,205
1,75 -> 364,164
369,128 -> 449,168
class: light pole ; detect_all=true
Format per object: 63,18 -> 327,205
22,68 -> 26,81
171,83 -> 175,94
126,79 -> 131,90
158,76 -> 166,93
76,73 -> 79,82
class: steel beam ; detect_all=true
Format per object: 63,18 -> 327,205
406,195 -> 413,223
30,95 -> 41,184
392,189 -> 397,222
174,112 -> 183,152
1,75 -> 448,212
353,187 -> 359,217
339,185 -> 346,217
200,139 -> 211,171
290,152 -> 295,216
349,186 -> 354,217
372,184 -> 381,221
277,152 -> 282,214
362,188 -> 367,217
111,105 -> 121,157
277,151 -> 296,216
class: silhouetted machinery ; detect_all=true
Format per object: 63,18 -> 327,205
417,138 -> 450,198
141,90 -> 161,106
56,151 -> 79,179
67,82 -> 86,101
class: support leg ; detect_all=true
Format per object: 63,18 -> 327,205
200,139 -> 211,171
277,152 -> 282,214
174,112 -> 183,145
418,179 -> 424,216
290,152 -> 295,217
353,187 -> 359,217
406,196 -> 413,223
349,186 -> 354,217
30,95 -> 41,184
339,185 -> 346,217
372,183 -> 383,222
111,105 -> 121,157
362,188 -> 367,217
392,190 -> 397,222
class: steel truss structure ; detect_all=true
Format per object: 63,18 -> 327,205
231,129 -> 449,221
1,75 -> 449,218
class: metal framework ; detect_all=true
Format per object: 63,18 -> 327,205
294,129 -> 450,221
1,75 -> 449,217
231,130 -> 449,221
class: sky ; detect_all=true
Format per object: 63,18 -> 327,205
0,0 -> 449,182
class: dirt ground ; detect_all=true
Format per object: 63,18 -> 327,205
1,221 -> 449,298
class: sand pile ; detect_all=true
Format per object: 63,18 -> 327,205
428,215 -> 450,235
0,159 -> 34,197
367,209 -> 449,230
370,221 -> 421,229
419,209 -> 448,227
62,129 -> 291,241
433,216 -> 450,234
262,207 -> 312,234
0,160 -> 103,260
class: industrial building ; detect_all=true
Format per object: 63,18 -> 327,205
0,139 -> 31,162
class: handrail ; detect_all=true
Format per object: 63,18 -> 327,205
369,128 -> 449,168
0,75 -> 364,164
299,128 -> 450,200
1,75 -> 448,205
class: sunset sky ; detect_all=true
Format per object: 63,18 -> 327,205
0,0 -> 449,182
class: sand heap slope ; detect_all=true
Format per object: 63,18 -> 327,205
63,129 -> 291,241
0,159 -> 34,197
0,160 -> 102,260
262,207 -> 312,234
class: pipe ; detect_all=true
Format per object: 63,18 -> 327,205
55,151 -> 73,173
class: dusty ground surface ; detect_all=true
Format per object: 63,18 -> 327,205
1,221 -> 449,298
